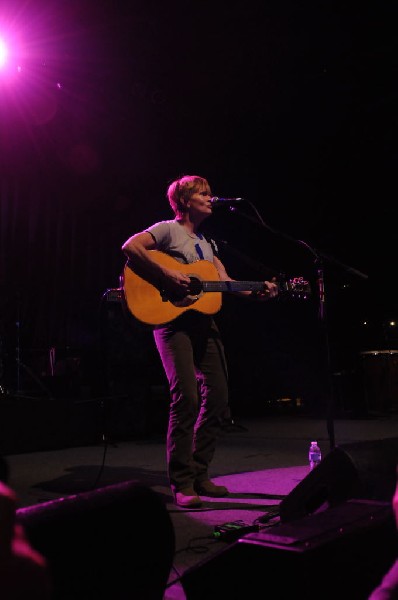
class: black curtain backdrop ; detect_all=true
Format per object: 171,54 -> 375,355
1,0 -> 397,413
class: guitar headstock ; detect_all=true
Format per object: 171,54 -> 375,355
279,276 -> 311,300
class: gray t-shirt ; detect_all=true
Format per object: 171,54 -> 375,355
146,220 -> 217,264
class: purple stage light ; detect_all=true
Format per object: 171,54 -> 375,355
0,36 -> 9,68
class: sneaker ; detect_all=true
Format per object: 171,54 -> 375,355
175,487 -> 202,508
194,480 -> 229,497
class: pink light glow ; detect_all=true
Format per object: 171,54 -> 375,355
0,2 -> 106,166
0,6 -> 61,128
0,36 -> 8,68
0,19 -> 25,77
0,5 -> 26,79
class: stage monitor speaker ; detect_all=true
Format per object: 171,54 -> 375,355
17,481 -> 175,600
279,437 -> 398,524
181,499 -> 396,600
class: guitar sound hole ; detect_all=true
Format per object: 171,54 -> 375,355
188,277 -> 203,296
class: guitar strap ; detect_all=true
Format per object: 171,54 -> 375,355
194,241 -> 204,260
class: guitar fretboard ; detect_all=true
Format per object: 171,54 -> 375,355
202,281 -> 264,293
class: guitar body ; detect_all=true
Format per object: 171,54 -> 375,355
123,250 -> 310,327
123,251 -> 222,326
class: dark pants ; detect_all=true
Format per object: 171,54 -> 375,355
153,313 -> 229,494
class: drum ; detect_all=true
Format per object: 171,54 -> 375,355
360,349 -> 398,413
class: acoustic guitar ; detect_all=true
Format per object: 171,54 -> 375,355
123,250 -> 310,327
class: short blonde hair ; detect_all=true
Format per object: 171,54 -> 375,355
167,175 -> 210,217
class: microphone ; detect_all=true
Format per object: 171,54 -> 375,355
210,197 -> 244,205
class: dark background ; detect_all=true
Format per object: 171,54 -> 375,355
1,0 -> 397,420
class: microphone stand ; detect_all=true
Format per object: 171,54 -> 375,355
211,205 -> 368,451
293,240 -> 353,450
13,292 -> 53,399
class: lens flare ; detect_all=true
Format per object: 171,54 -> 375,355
0,36 -> 8,68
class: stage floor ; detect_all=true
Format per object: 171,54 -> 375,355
2,411 -> 397,599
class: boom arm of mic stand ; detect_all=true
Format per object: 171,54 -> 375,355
311,247 -> 368,281
229,206 -> 369,281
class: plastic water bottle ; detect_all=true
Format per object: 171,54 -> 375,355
309,440 -> 322,471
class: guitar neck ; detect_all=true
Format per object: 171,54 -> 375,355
202,281 -> 265,293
